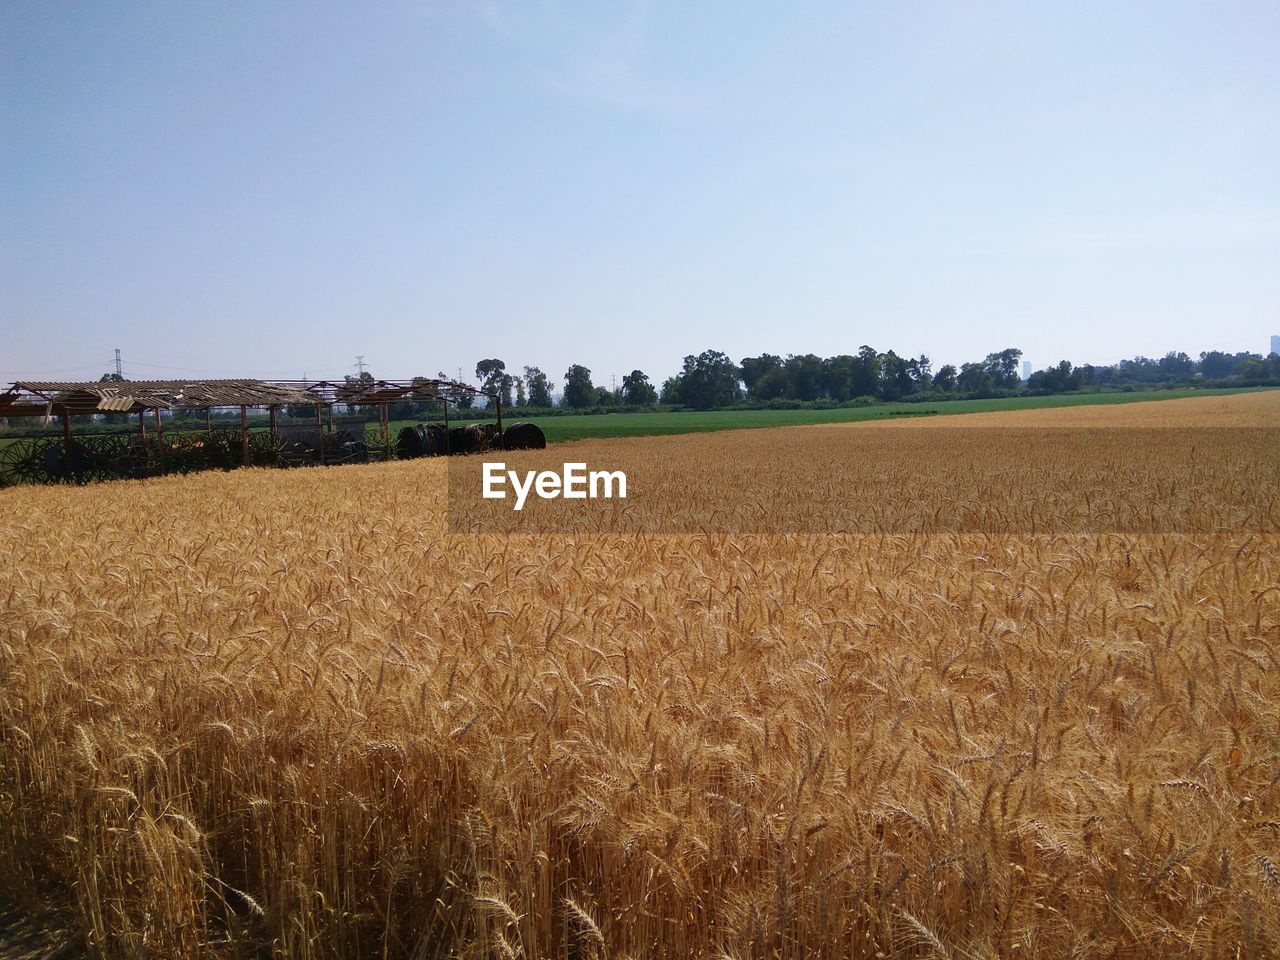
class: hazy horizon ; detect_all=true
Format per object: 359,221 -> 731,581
3,1 -> 1278,388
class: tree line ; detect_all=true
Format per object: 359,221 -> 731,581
427,346 -> 1280,414
94,344 -> 1280,422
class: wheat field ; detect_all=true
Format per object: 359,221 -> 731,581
1,393 -> 1279,958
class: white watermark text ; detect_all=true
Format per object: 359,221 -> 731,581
482,462 -> 627,511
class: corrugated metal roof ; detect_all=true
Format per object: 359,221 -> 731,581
13,379 -> 320,411
5,378 -> 497,414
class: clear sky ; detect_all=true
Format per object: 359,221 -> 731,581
3,1 -> 1278,389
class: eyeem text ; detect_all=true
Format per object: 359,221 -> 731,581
482,462 -> 627,511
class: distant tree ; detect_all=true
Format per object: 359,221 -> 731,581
1158,351 -> 1195,380
1192,350 -> 1264,381
783,354 -> 824,402
515,377 -> 526,407
851,346 -> 881,398
740,354 -> 784,398
981,348 -> 1023,388
440,370 -> 473,409
908,354 -> 932,388
343,370 -> 375,415
563,365 -> 595,409
593,386 -> 616,407
821,355 -> 857,402
879,351 -> 913,400
754,366 -> 789,400
389,377 -> 437,420
1238,356 -> 1271,379
677,350 -> 740,409
475,359 -> 510,405
524,366 -> 552,408
1116,356 -> 1161,384
1199,351 -> 1235,379
475,358 -> 504,382
659,376 -> 682,404
1075,363 -> 1106,388
736,354 -> 788,401
1027,360 -> 1084,394
933,364 -> 957,392
621,370 -> 658,406
957,362 -> 992,394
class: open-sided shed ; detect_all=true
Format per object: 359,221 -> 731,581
0,376 -> 499,484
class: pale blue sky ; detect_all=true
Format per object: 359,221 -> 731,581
3,1 -> 1278,387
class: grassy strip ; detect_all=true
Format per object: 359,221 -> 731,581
394,386 -> 1278,444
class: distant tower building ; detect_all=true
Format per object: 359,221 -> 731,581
1022,360 -> 1032,381
1271,334 -> 1280,357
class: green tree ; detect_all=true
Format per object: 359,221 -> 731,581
563,365 -> 595,409
677,350 -> 740,409
515,377 -> 527,407
342,370 -> 374,415
908,354 -> 932,388
821,355 -> 856,402
1027,360 -> 1084,394
783,354 -> 823,401
439,370 -> 473,409
475,359 -> 510,404
1158,351 -> 1195,379
879,351 -> 913,400
851,346 -> 881,398
754,367 -> 789,400
957,362 -> 992,394
981,348 -> 1023,389
524,366 -> 552,408
1198,351 -> 1234,379
1238,356 -> 1270,379
740,354 -> 783,399
933,364 -> 957,391
621,370 -> 657,406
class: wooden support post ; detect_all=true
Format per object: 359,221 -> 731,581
61,409 -> 72,478
316,404 -> 324,464
269,405 -> 278,437
139,410 -> 146,438
495,395 -> 503,448
442,399 -> 450,454
240,405 -> 250,466
205,408 -> 212,431
155,408 -> 166,475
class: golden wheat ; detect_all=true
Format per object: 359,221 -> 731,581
1,392 -> 1278,958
